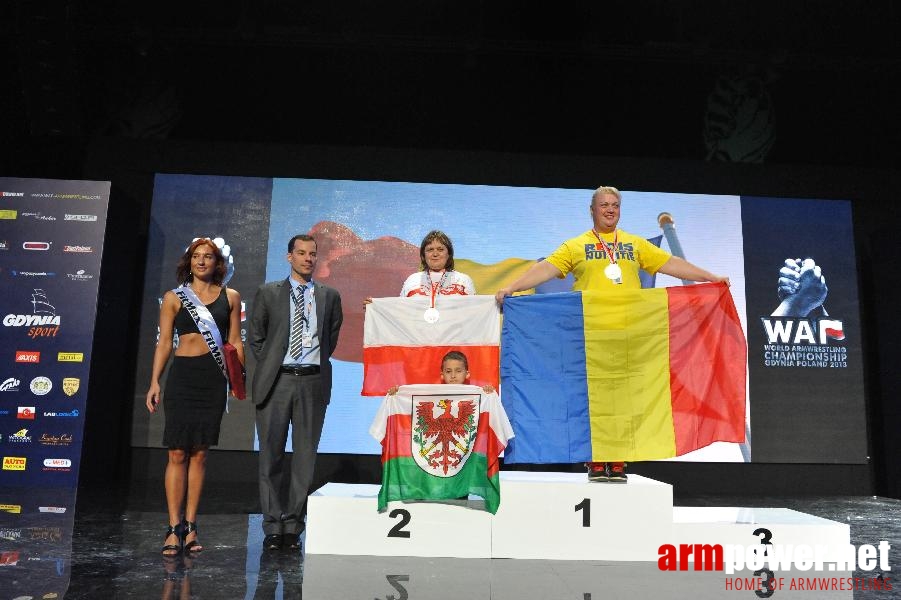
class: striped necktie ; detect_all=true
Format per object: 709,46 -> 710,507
289,285 -> 305,360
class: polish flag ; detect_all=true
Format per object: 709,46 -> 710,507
362,296 -> 500,396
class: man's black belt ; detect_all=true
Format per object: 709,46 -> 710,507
279,365 -> 320,376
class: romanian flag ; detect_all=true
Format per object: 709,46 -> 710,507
501,282 -> 746,463
369,383 -> 514,514
362,296 -> 500,396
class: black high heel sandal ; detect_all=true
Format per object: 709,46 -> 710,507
183,520 -> 203,553
161,523 -> 183,556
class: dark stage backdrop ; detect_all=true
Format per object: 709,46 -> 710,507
0,177 -> 110,487
130,174 -> 866,464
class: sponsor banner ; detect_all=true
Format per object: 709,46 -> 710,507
0,377 -> 20,391
0,176 -> 109,487
23,241 -> 51,251
39,433 -> 73,446
64,213 -> 98,222
38,506 -> 67,513
16,351 -> 40,363
2,456 -> 26,470
30,376 -> 52,395
0,504 -> 22,513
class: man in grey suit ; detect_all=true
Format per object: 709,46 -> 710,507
250,234 -> 343,551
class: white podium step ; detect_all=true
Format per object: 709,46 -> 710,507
306,482 -> 493,558
490,471 -> 673,560
673,506 -> 851,563
305,472 -> 852,569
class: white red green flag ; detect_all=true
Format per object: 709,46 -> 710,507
369,383 -> 514,514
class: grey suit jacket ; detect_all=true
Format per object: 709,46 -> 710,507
248,278 -> 343,405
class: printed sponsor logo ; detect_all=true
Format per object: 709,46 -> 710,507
65,268 -> 93,282
43,409 -> 79,418
0,377 -> 20,391
57,352 -> 83,362
20,211 -> 57,221
8,429 -> 31,443
29,526 -> 62,541
0,504 -> 22,514
0,210 -> 17,219
62,377 -> 79,396
17,406 -> 35,419
0,191 -> 24,197
38,506 -> 66,514
40,433 -> 73,446
31,192 -> 101,200
43,458 -> 71,469
0,528 -> 21,540
2,456 -> 26,470
0,550 -> 20,566
0,240 -> 9,250
30,376 -> 52,396
62,245 -> 92,253
23,241 -> 51,250
15,351 -> 40,363
4,289 -> 61,338
10,270 -> 56,278
64,213 -> 97,221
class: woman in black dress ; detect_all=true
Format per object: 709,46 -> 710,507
146,238 -> 244,555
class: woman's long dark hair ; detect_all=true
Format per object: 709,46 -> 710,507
175,238 -> 227,286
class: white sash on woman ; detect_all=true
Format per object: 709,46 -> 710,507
172,285 -> 228,380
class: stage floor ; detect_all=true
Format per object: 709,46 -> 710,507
1,481 -> 899,599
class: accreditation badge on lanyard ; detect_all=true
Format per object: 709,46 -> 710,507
593,229 -> 622,285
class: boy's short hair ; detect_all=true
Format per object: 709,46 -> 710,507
441,350 -> 468,371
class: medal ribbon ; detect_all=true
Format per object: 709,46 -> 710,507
591,229 -> 619,265
426,270 -> 449,309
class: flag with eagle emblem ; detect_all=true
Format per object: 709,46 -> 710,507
369,383 -> 514,514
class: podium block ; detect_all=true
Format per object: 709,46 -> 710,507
306,482 -> 492,558
673,507 -> 852,563
490,471 -> 674,560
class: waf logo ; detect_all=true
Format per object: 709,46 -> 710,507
17,406 -> 35,419
62,378 -> 79,396
761,258 -> 847,369
0,377 -> 20,392
3,289 -> 61,338
15,350 -> 40,363
2,456 -> 26,471
412,395 -> 479,476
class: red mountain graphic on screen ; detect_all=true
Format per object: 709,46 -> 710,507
308,221 -> 420,363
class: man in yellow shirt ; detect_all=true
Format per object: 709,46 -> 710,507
495,185 -> 729,482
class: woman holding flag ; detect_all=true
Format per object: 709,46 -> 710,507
145,238 -> 244,556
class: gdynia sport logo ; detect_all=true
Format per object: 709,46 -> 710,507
658,529 -> 892,593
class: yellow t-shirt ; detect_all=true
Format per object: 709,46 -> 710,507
545,229 -> 671,291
